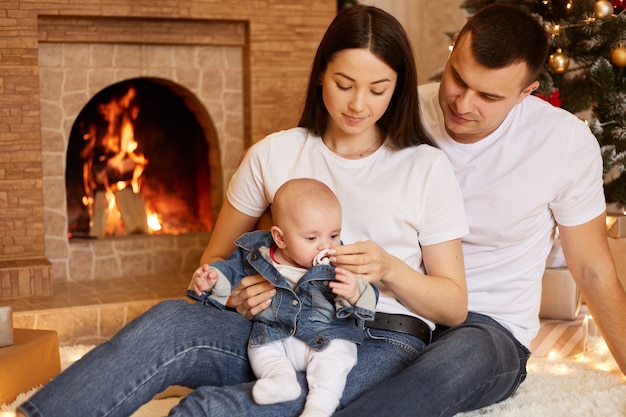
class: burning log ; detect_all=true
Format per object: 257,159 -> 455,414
90,188 -> 149,237
90,191 -> 108,238
114,187 -> 149,235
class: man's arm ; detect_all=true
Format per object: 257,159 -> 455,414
559,213 -> 626,374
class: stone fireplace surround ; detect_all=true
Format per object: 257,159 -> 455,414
0,0 -> 335,299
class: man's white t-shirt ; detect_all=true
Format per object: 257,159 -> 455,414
227,127 -> 469,329
419,82 -> 606,346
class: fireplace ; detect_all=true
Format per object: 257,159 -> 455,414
66,78 -> 214,238
38,37 -> 241,283
0,1 -> 335,299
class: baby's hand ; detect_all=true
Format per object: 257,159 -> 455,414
192,264 -> 218,295
330,267 -> 360,305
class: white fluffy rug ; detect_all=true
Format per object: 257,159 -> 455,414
2,341 -> 625,417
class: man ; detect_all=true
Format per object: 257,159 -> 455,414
333,4 -> 626,416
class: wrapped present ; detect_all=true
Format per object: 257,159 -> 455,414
0,328 -> 61,404
606,205 -> 626,238
539,267 -> 581,320
531,311 -> 589,358
541,237 -> 581,321
0,306 -> 13,347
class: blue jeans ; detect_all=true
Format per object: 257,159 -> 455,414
18,299 -> 425,417
164,312 -> 528,417
19,301 -> 527,417
334,312 -> 530,417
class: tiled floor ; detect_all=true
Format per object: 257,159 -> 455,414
3,273 -> 191,345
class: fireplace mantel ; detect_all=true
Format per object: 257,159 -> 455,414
0,0 -> 336,299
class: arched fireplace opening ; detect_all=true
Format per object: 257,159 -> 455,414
66,77 -> 218,239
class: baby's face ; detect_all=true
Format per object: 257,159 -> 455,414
278,203 -> 341,268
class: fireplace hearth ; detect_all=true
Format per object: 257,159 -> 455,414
0,1 -> 335,299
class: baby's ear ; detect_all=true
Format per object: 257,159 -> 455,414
270,225 -> 287,248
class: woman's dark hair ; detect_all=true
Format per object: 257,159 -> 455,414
457,4 -> 549,88
298,5 -> 432,148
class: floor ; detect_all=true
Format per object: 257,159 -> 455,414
3,273 -> 191,345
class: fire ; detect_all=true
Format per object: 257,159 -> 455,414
67,79 -> 215,239
147,211 -> 162,232
80,86 -> 152,237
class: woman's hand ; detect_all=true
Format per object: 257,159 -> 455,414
330,238 -> 467,326
227,274 -> 276,319
328,240 -> 392,284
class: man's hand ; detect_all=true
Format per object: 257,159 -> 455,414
227,274 -> 277,319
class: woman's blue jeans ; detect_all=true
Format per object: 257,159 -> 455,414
18,299 -> 423,417
18,301 -> 528,417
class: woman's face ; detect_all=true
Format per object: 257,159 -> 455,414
321,48 -> 397,139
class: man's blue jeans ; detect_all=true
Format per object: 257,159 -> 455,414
335,312 -> 531,416
19,301 -> 527,417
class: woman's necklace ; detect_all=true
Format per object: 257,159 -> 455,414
324,137 -> 383,159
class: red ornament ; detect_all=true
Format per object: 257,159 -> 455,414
535,89 -> 562,108
614,0 -> 625,13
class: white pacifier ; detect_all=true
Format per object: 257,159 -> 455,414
312,248 -> 331,266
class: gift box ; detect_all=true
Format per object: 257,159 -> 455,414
0,328 -> 61,405
606,204 -> 626,238
531,311 -> 589,358
539,267 -> 581,321
0,306 -> 13,347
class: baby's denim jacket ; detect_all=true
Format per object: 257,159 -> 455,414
187,230 -> 378,351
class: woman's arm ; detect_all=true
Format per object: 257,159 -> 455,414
329,238 -> 467,327
199,199 -> 258,265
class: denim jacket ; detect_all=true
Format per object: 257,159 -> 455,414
187,230 -> 378,351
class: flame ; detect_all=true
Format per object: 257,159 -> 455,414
147,211 -> 162,232
80,86 -> 151,237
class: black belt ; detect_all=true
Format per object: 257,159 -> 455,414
366,312 -> 432,344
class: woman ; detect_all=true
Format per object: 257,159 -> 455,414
18,5 -> 468,417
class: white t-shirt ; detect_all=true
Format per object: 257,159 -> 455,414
227,127 -> 469,329
419,82 -> 606,346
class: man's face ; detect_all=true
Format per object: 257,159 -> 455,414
438,33 -> 538,144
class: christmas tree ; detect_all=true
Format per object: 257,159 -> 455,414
459,0 -> 626,206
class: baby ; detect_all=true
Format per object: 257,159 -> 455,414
189,178 -> 377,417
